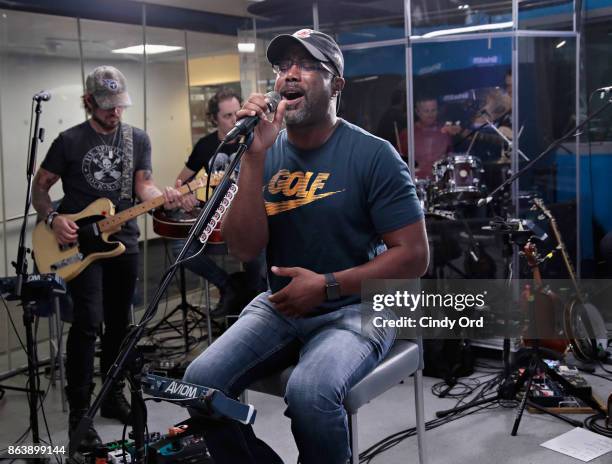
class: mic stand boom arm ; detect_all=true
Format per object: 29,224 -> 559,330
69,137 -> 251,462
483,96 -> 612,206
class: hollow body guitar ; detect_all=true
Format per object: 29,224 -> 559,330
152,170 -> 224,242
32,178 -> 203,282
522,241 -> 568,354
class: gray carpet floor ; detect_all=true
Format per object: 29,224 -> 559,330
0,333 -> 611,464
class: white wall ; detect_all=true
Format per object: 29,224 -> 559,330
0,54 -> 192,275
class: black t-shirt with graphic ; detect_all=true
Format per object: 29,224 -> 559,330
263,119 -> 423,311
41,121 -> 152,254
185,130 -> 239,175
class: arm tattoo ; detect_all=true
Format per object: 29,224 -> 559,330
142,170 -> 153,181
32,171 -> 59,215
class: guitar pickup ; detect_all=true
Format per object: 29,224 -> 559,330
59,242 -> 77,252
51,253 -> 83,271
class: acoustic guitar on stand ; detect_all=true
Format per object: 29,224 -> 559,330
532,198 -> 608,361
521,240 -> 568,354
32,177 -> 203,282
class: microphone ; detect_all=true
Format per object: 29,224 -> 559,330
224,91 -> 281,143
33,91 -> 51,102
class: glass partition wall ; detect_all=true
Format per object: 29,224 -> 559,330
242,0 -> 581,277
0,1 -> 593,358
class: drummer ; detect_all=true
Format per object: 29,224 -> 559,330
174,88 -> 265,318
399,96 -> 456,179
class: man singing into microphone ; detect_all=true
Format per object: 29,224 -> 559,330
184,30 -> 428,464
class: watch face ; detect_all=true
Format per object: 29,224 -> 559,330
326,283 -> 340,301
324,273 -> 340,301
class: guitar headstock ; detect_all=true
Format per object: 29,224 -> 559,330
187,177 -> 206,192
209,171 -> 224,187
532,197 -> 554,222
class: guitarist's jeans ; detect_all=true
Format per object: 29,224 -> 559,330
170,239 -> 267,293
183,292 -> 396,464
170,239 -> 228,289
65,253 -> 139,390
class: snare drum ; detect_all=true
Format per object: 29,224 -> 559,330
433,154 -> 484,203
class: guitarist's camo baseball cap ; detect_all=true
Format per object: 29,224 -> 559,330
85,65 -> 132,110
266,29 -> 344,77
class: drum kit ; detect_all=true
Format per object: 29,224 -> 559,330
417,152 -> 490,218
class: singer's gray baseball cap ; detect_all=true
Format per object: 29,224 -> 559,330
85,65 -> 132,110
266,29 -> 344,77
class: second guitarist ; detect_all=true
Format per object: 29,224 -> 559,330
31,66 -> 196,452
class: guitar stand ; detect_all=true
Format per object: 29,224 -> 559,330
511,340 -> 584,436
148,263 -> 213,351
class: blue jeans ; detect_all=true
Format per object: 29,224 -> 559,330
170,239 -> 228,289
183,292 -> 396,464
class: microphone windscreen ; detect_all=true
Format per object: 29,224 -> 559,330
265,91 -> 281,113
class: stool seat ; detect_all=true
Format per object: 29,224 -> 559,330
249,339 -> 420,412
248,338 -> 426,464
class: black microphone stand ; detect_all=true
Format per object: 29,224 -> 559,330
69,136 -> 251,462
5,97 -> 49,462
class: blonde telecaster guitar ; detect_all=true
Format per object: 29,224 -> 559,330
33,177 -> 203,282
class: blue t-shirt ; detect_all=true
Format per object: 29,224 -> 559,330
263,119 -> 423,310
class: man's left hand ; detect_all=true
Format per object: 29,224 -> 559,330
163,179 -> 198,211
268,266 -> 326,317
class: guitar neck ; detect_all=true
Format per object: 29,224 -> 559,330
548,215 -> 582,297
97,182 -> 195,233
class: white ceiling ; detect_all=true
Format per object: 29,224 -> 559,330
0,6 -> 241,60
123,0 -> 257,17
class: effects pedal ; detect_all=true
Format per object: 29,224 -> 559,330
147,425 -> 212,464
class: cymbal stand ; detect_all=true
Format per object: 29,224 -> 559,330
480,113 -> 529,161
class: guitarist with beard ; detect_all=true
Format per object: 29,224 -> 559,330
31,66 -> 196,452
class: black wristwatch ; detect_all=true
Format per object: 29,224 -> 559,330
45,211 -> 59,228
324,273 -> 341,301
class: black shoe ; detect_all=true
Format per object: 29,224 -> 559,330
69,408 -> 103,453
210,281 -> 239,318
210,273 -> 259,319
66,384 -> 102,453
100,382 -> 132,425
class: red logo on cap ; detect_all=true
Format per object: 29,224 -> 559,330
294,29 -> 312,38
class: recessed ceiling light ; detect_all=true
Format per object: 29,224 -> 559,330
556,40 -> 566,48
238,42 -> 256,53
112,44 -> 183,55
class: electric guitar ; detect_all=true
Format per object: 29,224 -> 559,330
32,178 -> 203,282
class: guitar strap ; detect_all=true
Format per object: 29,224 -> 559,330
120,122 -> 134,202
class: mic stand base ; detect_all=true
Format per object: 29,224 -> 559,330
127,351 -> 147,464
